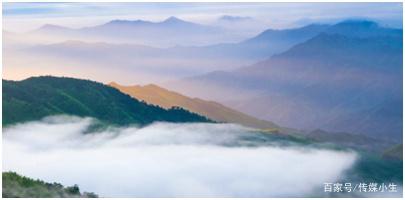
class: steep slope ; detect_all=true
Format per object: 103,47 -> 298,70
2,76 -> 211,126
109,82 -> 278,130
232,34 -> 402,139
3,172 -> 97,198
169,20 -> 403,140
170,23 -> 330,61
236,23 -> 330,58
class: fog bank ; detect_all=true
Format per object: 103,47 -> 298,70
3,116 -> 357,197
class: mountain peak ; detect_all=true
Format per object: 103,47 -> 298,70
325,19 -> 401,38
108,81 -> 120,87
163,16 -> 183,23
37,24 -> 69,31
335,19 -> 379,28
106,19 -> 151,25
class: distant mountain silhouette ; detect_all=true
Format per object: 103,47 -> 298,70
199,19 -> 401,60
25,23 -> 336,79
29,17 -> 239,47
176,23 -> 331,61
34,24 -> 74,34
170,20 -> 403,140
325,20 -> 402,38
25,20 -> 392,80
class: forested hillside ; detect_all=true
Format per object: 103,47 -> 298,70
3,76 -> 211,126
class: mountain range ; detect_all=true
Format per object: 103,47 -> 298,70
29,16 -> 244,47
109,82 -> 279,130
3,19 -> 403,141
169,20 -> 403,140
8,20 -> 338,82
14,20 -> 401,81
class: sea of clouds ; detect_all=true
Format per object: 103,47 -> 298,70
3,115 -> 358,197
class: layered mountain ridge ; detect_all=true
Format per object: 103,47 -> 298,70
168,20 -> 403,140
109,82 -> 279,130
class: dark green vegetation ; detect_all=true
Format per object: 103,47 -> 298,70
2,171 -> 97,198
345,153 -> 403,184
3,76 -> 212,126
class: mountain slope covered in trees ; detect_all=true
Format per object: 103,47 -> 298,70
3,76 -> 211,126
2,171 -> 97,198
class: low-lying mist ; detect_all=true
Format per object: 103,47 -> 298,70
3,115 -> 357,197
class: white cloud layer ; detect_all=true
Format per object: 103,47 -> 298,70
3,116 -> 357,197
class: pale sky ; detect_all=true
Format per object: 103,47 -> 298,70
3,2 -> 403,32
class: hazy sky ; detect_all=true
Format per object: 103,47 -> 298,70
3,2 -> 403,32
